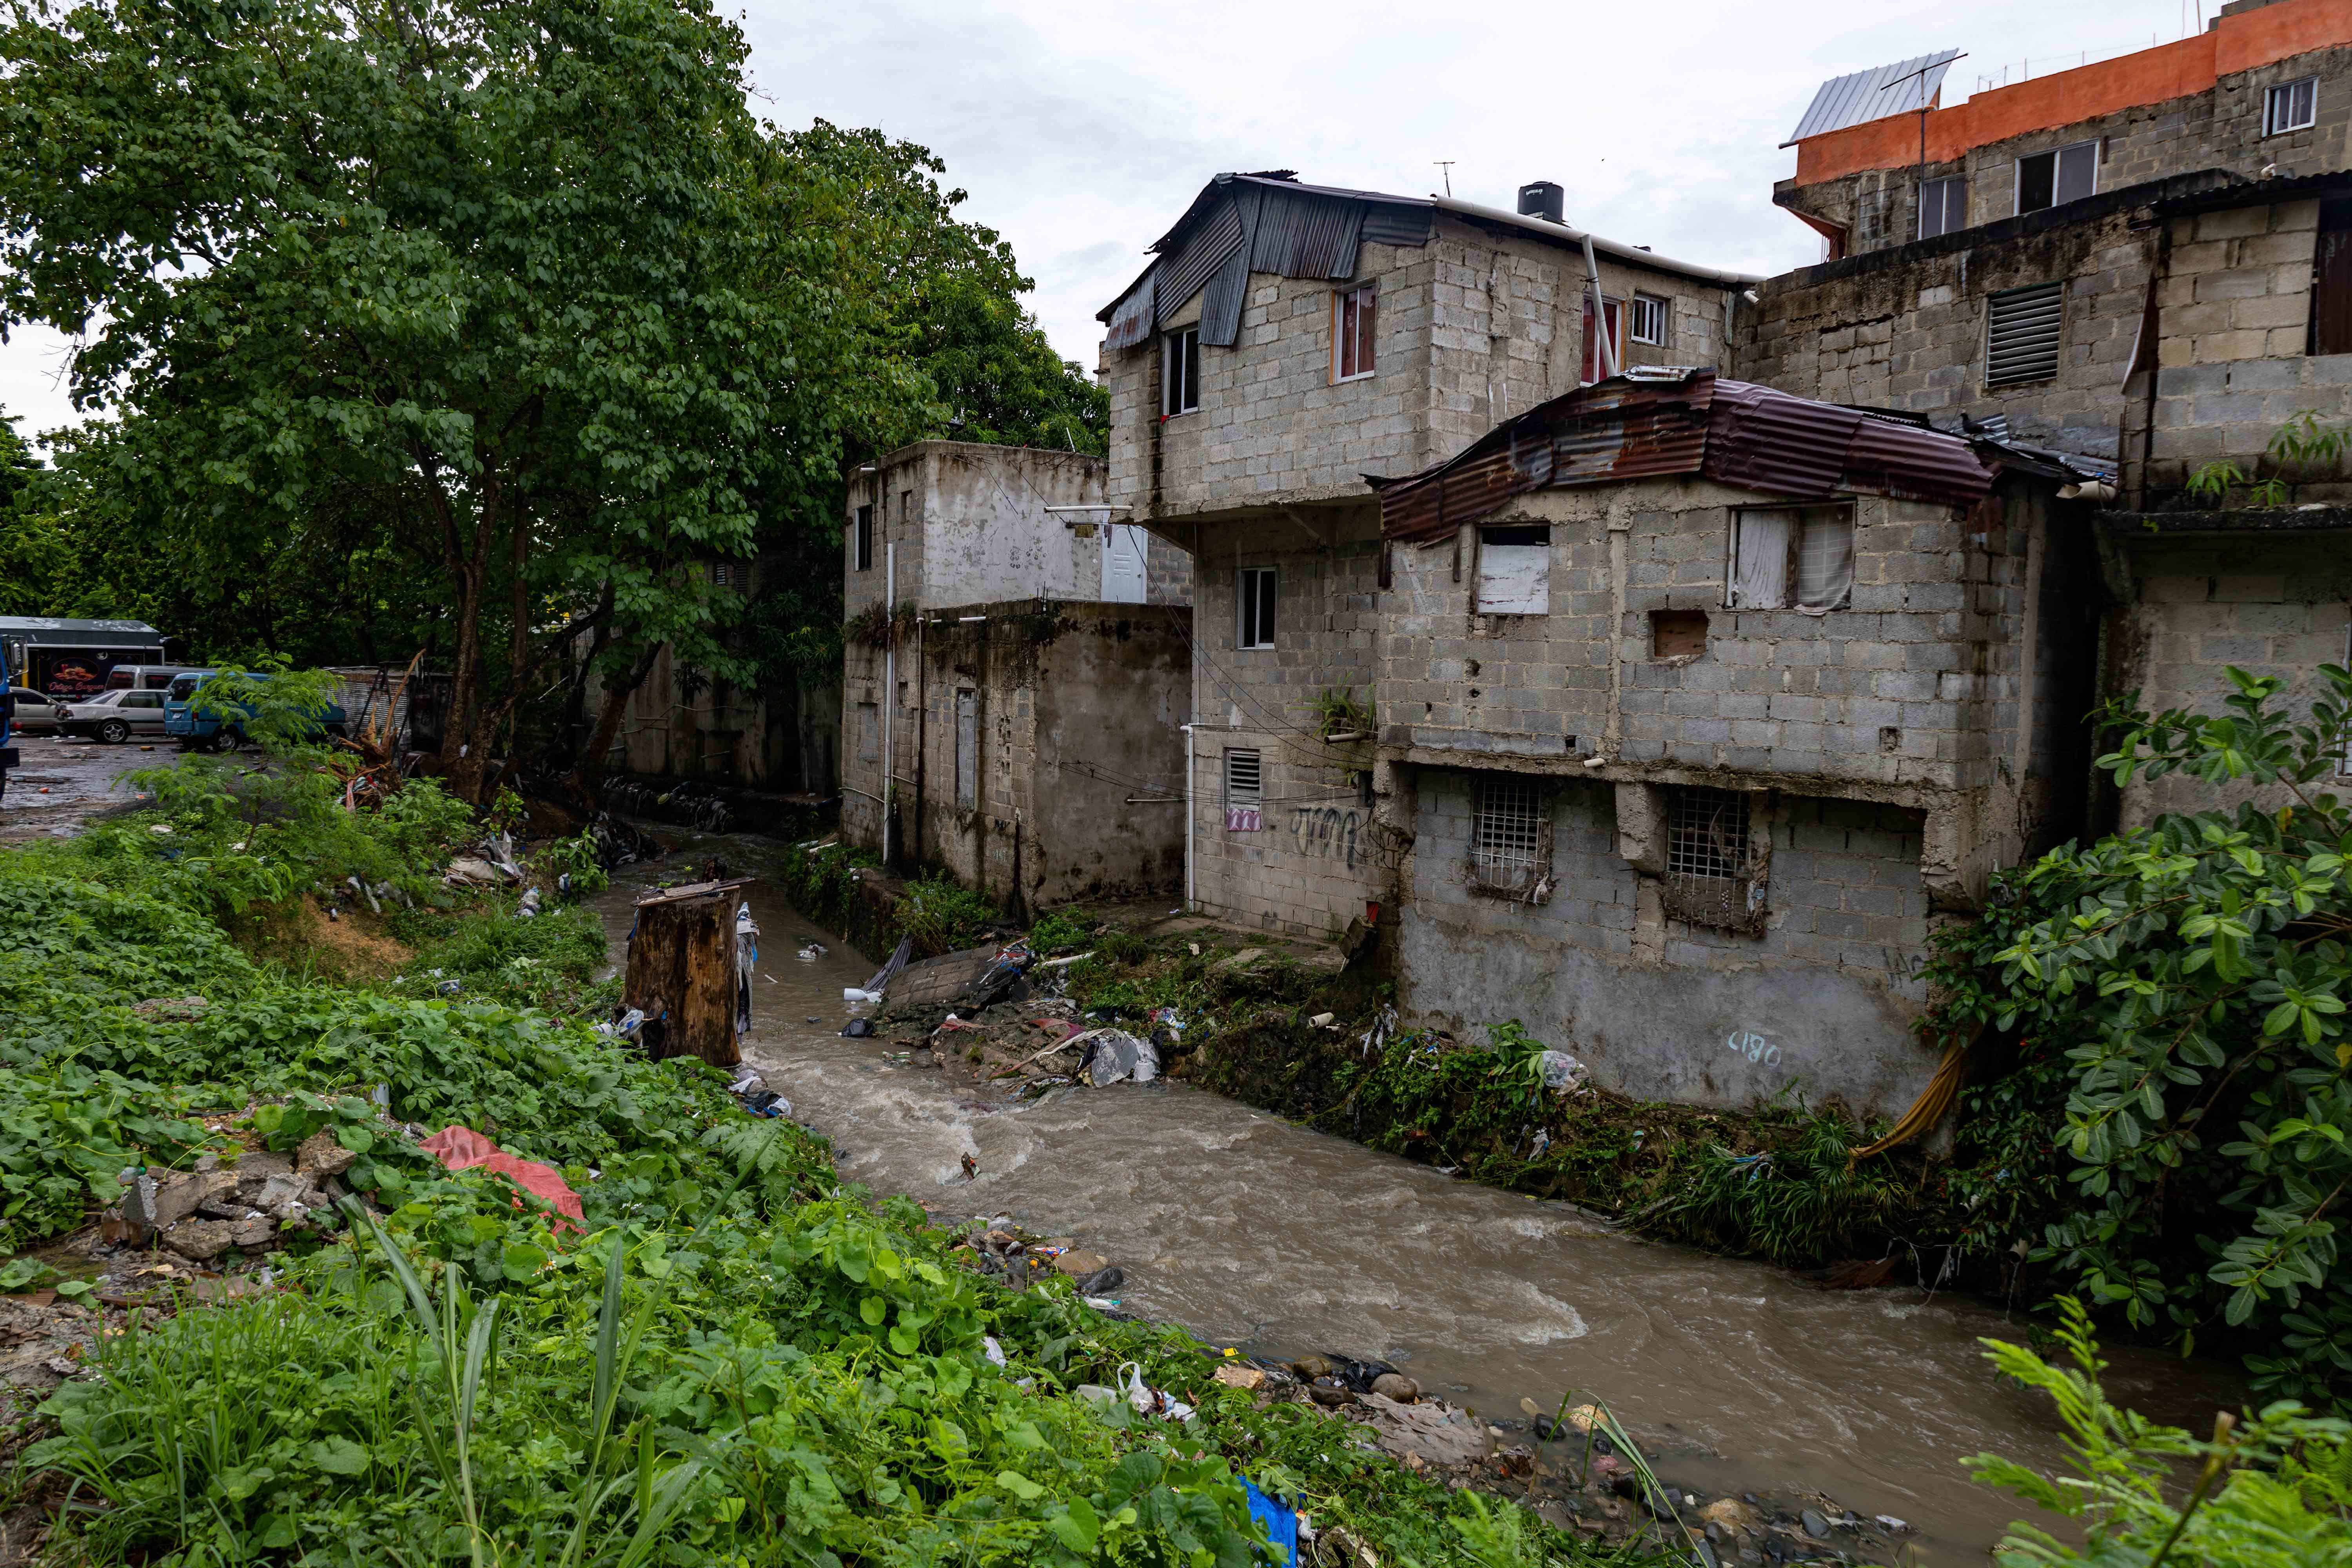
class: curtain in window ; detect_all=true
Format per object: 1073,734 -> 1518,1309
1730,512 -> 1791,609
1795,514 -> 1854,612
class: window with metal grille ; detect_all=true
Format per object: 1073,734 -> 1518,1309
1628,294 -> 1669,346
1223,748 -> 1263,831
712,562 -> 733,588
1469,777 -> 1551,900
2015,140 -> 2096,215
2266,76 -> 2318,136
854,505 -> 873,572
1919,175 -> 1967,240
1986,282 -> 2064,388
1334,285 -> 1377,381
1663,786 -> 1765,932
955,690 -> 978,811
1163,327 -> 1200,415
1238,566 -> 1277,649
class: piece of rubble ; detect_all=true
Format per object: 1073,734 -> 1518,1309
1212,1364 -> 1267,1392
1348,1393 -> 1491,1468
295,1130 -> 359,1179
1051,1250 -> 1109,1278
160,1219 -> 240,1261
120,1168 -> 238,1240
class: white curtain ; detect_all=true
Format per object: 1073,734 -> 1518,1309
1796,513 -> 1854,612
1730,511 -> 1791,609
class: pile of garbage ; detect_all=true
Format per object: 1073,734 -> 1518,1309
949,1219 -> 1126,1299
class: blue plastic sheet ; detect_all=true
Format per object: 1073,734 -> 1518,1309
1244,1477 -> 1298,1564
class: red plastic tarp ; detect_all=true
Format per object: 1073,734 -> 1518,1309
418,1125 -> 584,1234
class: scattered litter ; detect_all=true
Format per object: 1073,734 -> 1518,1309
418,1125 -> 584,1232
147,823 -> 173,836
1309,1012 -> 1337,1028
1117,1362 -> 1195,1422
797,943 -> 826,961
1034,951 -> 1094,969
1244,1479 -> 1299,1564
842,1018 -> 874,1038
1351,1393 -> 1491,1467
842,987 -> 883,1006
1875,1515 -> 1911,1533
1071,1027 -> 1158,1087
444,856 -> 504,886
516,886 -> 543,919
1536,1049 -> 1589,1092
983,1336 -> 1007,1368
434,979 -> 463,996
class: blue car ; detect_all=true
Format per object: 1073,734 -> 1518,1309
165,670 -> 347,751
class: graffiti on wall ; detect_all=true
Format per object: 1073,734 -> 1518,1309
1725,1028 -> 1783,1069
1290,806 -> 1362,869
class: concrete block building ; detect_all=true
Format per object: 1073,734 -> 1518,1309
1360,373 -> 2100,1115
840,441 -> 1193,909
1096,171 -> 1762,935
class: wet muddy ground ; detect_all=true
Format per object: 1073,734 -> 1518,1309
0,735 -> 162,840
596,833 -> 2242,1566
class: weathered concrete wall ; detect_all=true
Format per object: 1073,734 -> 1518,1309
844,441 -> 1186,615
1399,773 -> 1939,1118
842,604 -> 1191,908
1185,506 -> 1395,936
2146,199 -> 2352,498
2102,523 -> 2352,826
1103,217 -> 1736,526
1735,194 -> 2160,463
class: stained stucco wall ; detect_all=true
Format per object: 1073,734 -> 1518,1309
1399,774 -> 1939,1117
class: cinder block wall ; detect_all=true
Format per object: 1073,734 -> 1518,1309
2148,199 -> 2352,497
1735,201 -> 2154,462
1187,515 -> 1392,936
1380,479 -> 2031,794
1399,774 -> 1938,1116
1101,218 -> 1736,524
2107,528 -> 2352,826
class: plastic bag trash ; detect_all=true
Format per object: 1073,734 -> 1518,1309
1071,1027 -> 1158,1087
517,886 -> 543,919
728,1069 -> 765,1096
594,1007 -> 646,1042
1117,1361 -> 1195,1422
983,1335 -> 1008,1368
434,979 -> 463,996
843,987 -> 883,1006
797,944 -> 825,962
842,1018 -> 875,1038
744,1090 -> 789,1118
1537,1049 -> 1589,1092
862,935 -> 913,997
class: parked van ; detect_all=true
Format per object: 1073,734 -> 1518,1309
165,670 -> 347,751
104,664 -> 203,692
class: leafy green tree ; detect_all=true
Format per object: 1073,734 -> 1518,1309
0,0 -> 900,799
1930,665 -> 2352,1401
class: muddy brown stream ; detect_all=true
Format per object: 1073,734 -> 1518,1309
598,834 -> 2240,1564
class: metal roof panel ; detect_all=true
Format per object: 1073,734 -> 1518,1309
1782,50 -> 1962,146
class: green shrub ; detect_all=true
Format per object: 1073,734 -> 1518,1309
895,873 -> 1000,956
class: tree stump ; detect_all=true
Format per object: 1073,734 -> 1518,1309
624,879 -> 748,1067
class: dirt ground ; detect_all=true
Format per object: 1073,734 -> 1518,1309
0,735 -> 167,843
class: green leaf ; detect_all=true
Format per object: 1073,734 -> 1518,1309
305,1436 -> 371,1475
859,1294 -> 887,1327
996,1470 -> 1045,1502
1049,1496 -> 1101,1553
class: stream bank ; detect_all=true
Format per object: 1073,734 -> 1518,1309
602,829 -> 2245,1567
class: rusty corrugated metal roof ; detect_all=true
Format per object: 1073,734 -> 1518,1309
1372,371 -> 1998,541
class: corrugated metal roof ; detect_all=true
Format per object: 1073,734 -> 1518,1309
1102,264 -> 1157,350
0,616 -> 164,637
1782,50 -> 1962,147
1371,371 -> 1999,542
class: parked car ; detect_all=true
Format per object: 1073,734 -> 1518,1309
103,664 -> 204,692
57,687 -> 172,744
5,686 -> 64,735
164,670 -> 346,750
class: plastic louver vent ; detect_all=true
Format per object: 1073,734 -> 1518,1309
1986,282 -> 2064,388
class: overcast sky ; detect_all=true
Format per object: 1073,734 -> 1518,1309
0,0 -> 2207,443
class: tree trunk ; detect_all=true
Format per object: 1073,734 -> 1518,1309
571,642 -> 663,795
622,880 -> 744,1068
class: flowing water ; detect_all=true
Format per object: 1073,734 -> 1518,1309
596,833 -> 2241,1564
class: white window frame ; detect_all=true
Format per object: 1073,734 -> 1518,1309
2014,139 -> 2099,216
1237,565 -> 1277,650
1627,294 -> 1669,347
1918,174 -> 1967,240
1333,284 -> 1377,382
2266,76 -> 2319,136
1162,326 -> 1200,416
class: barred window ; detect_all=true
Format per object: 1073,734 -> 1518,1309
1470,777 -> 1551,900
1663,786 -> 1766,933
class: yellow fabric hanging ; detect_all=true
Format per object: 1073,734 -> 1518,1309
1849,1029 -> 1978,1163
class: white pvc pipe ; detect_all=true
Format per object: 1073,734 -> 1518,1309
1181,722 -> 1196,911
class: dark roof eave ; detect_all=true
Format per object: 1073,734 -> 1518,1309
2103,506 -> 2352,534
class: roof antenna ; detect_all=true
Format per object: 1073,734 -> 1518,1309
1433,160 -> 1454,197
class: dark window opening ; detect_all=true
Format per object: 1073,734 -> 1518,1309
1163,327 -> 1201,415
1651,609 -> 1710,659
2311,199 -> 2352,356
1238,566 -> 1277,649
1919,175 -> 1967,240
2016,141 -> 2096,216
854,505 -> 873,572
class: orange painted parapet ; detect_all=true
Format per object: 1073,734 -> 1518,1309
1792,0 -> 2352,185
